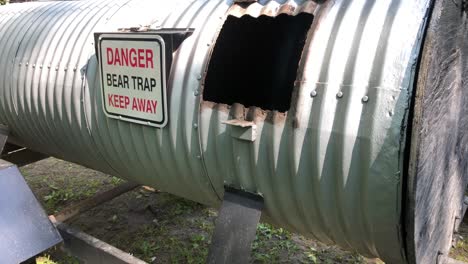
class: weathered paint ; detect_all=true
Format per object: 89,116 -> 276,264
0,0 -> 432,262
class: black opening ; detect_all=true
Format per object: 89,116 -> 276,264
203,13 -> 314,112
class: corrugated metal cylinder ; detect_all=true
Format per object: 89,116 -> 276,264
0,0 -> 434,263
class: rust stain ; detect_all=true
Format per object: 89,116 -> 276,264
199,0 -> 320,127
228,0 -> 319,18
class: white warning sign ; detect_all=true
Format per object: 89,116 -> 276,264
98,34 -> 167,127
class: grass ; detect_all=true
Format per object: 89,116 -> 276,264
35,249 -> 80,264
451,237 -> 468,262
21,158 -> 376,264
35,255 -> 57,264
41,182 -> 101,213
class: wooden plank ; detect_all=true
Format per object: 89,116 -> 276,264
405,1 -> 468,263
52,182 -> 140,222
52,220 -> 147,264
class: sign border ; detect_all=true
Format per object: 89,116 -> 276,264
98,34 -> 168,128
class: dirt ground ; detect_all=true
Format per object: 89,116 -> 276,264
19,158 -> 467,264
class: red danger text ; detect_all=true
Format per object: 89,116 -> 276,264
106,48 -> 154,69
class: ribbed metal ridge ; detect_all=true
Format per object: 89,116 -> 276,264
0,0 -> 231,206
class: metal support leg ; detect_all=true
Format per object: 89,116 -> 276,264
207,188 -> 264,264
0,126 -> 62,262
0,159 -> 62,263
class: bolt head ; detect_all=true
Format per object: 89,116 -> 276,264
310,90 -> 317,97
362,96 -> 369,103
336,91 -> 343,98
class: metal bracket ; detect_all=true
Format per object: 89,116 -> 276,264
223,119 -> 257,142
207,188 -> 264,264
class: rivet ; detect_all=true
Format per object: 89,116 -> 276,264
362,95 -> 369,103
197,75 -> 202,81
194,90 -> 199,96
336,91 -> 343,98
64,67 -> 68,71
32,64 -> 36,68
207,43 -> 210,47
40,65 -> 43,69
193,123 -> 198,129
73,67 -> 77,72
310,90 -> 317,97
48,65 -> 51,69
19,63 -> 22,66
26,62 -> 29,66
55,67 -> 58,71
